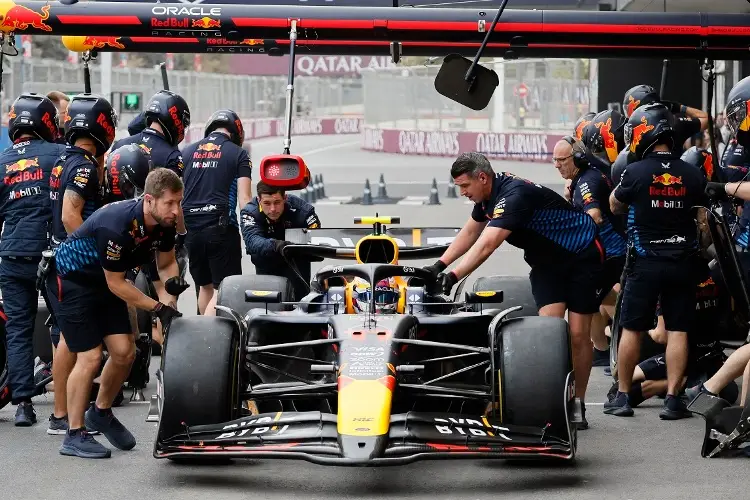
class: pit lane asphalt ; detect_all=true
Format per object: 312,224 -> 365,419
1,135 -> 746,500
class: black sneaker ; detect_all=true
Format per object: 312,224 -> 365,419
603,391 -> 634,416
606,381 -> 618,402
47,414 -> 69,435
659,395 -> 692,420
59,428 -> 111,459
84,404 -> 136,450
592,347 -> 610,367
15,401 -> 37,427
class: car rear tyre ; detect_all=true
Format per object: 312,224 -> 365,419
157,316 -> 239,461
217,274 -> 294,318
473,276 -> 538,317
499,316 -> 572,441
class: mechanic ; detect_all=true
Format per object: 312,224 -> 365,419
46,90 -> 70,144
53,168 -> 183,459
424,152 -> 603,430
241,181 -> 321,301
606,103 -> 707,419
580,109 -> 627,177
181,109 -> 252,315
110,90 -> 190,338
555,137 -> 627,368
126,111 -> 147,137
102,144 -> 152,205
0,93 -> 65,427
44,94 -> 118,436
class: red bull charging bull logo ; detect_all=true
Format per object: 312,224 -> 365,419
82,36 -> 125,50
595,118 -> 619,163
650,173 -> 685,197
626,95 -> 641,118
575,119 -> 591,141
5,158 -> 38,173
0,2 -> 51,33
192,17 -> 220,29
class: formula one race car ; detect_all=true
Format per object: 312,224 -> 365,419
153,216 -> 578,465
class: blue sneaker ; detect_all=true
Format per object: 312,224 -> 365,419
47,414 -> 69,435
15,401 -> 37,427
59,429 -> 111,459
659,395 -> 692,420
84,404 -> 136,451
603,391 -> 634,417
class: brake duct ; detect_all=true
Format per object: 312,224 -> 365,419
2,2 -> 750,61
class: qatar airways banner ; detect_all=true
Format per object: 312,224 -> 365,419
361,126 -> 562,163
184,116 -> 364,143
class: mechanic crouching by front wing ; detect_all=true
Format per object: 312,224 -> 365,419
424,152 -> 604,430
181,109 -> 252,315
606,103 -> 707,419
0,93 -> 65,427
241,181 -> 321,301
53,168 -> 184,459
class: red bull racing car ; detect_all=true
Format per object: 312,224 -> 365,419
153,216 -> 577,465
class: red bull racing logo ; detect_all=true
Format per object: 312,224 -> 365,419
82,36 -> 125,50
629,116 -> 655,153
97,112 -> 116,143
575,119 -> 591,141
595,118 -> 619,163
650,173 -> 685,197
0,2 -> 51,33
195,141 -> 222,160
168,105 -> 185,143
5,158 -> 38,173
4,161 -> 42,185
192,17 -> 220,29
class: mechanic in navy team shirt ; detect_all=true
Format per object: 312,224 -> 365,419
111,90 -> 190,331
53,168 -> 183,459
424,152 -> 603,430
555,136 -> 627,368
241,181 -> 321,301
44,93 -> 118,436
0,93 -> 65,427
606,103 -> 707,419
181,109 -> 252,316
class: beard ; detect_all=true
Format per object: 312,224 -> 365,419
149,208 -> 176,228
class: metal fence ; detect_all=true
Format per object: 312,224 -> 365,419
362,58 -> 591,133
1,56 -> 364,130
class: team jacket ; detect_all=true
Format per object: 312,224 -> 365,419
472,172 -> 598,266
613,151 -> 707,259
111,127 -> 183,177
55,198 -> 176,286
0,139 -> 65,256
49,145 -> 101,247
569,167 -> 627,259
240,194 -> 320,274
181,133 -> 252,232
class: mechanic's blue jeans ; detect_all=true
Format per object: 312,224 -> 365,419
0,257 -> 41,404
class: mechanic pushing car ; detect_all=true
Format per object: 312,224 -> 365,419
110,90 -> 190,342
0,93 -> 65,427
181,109 -> 252,316
241,181 -> 321,301
102,144 -> 152,205
424,151 -> 603,430
606,103 -> 707,419
46,91 -> 70,145
555,136 -> 627,369
44,94 -> 118,436
53,168 -> 184,459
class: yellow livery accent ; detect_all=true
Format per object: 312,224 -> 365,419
355,234 -> 399,264
353,216 -> 400,225
338,379 -> 393,436
475,291 -> 497,297
250,290 -> 274,296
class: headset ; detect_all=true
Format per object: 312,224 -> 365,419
562,135 -> 590,170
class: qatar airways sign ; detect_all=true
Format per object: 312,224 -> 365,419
233,54 -> 396,77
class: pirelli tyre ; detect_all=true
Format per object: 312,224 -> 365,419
498,316 -> 573,442
157,316 -> 239,458
473,276 -> 538,317
216,274 -> 294,318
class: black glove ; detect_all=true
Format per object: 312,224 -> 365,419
273,239 -> 291,254
423,260 -> 447,279
438,271 -> 459,296
662,100 -> 683,114
153,301 -> 182,329
164,276 -> 190,297
705,182 -> 729,201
